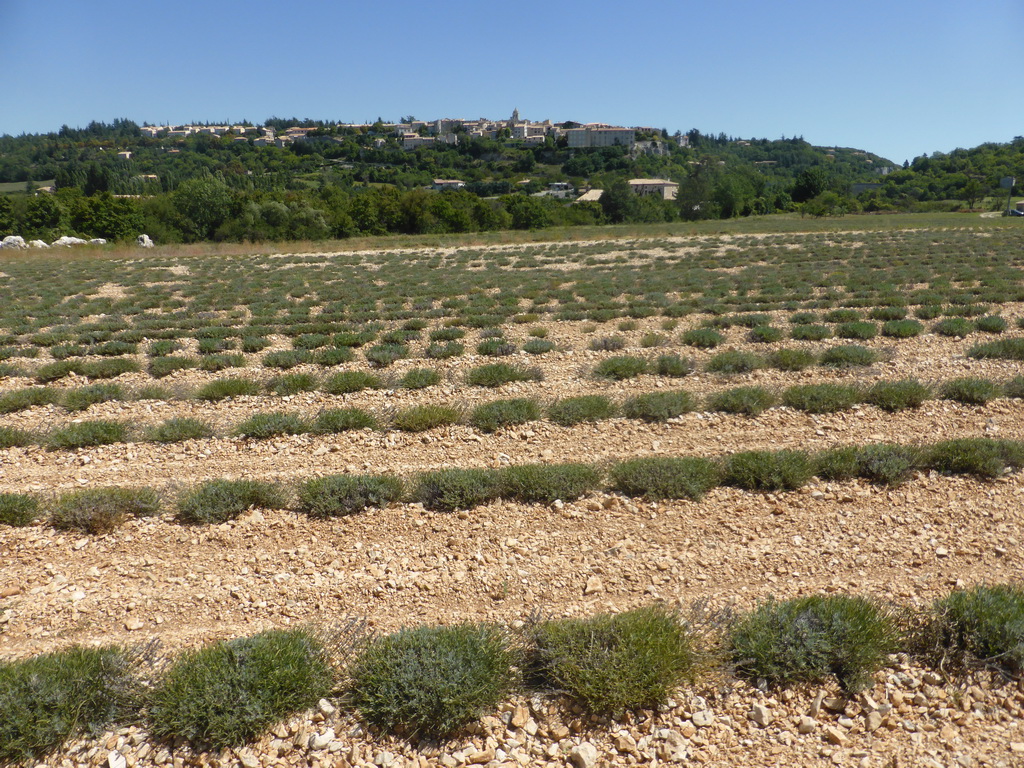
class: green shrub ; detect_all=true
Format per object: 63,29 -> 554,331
350,623 -> 514,739
49,486 -> 161,534
425,341 -> 465,359
707,386 -> 777,416
148,340 -> 181,357
196,377 -> 261,402
46,420 -> 129,450
263,349 -> 312,370
312,346 -> 355,366
814,446 -> 862,481
0,362 -> 23,378
240,336 -> 271,353
149,628 -> 334,750
523,338 -> 555,355
863,379 -> 931,412
548,395 -> 617,426
824,309 -> 860,323
498,463 -> 601,503
430,327 -> 465,342
293,333 -> 331,350
783,383 -> 860,413
364,343 -> 409,367
914,304 -> 944,320
145,417 -> 214,444
469,398 -> 541,433
477,338 -> 517,357
297,474 -> 404,517
945,304 -> 988,318
610,457 -> 720,500
197,338 -> 234,355
322,370 -> 382,394
767,348 -> 817,371
791,324 -> 833,341
967,338 -> 1024,361
399,367 -> 441,389
655,354 -> 695,377
235,412 -> 310,439
412,468 -> 503,512
527,326 -> 549,338
869,306 -> 907,321
976,315 -> 1008,334
926,438 -> 1024,478
312,407 -> 379,433
265,373 -> 319,396
198,353 -> 246,372
0,645 -> 139,763
640,332 -> 667,348
588,336 -> 625,352
934,584 -> 1024,673
748,325 -> 783,343
0,425 -> 35,448
82,359 -> 140,380
466,363 -> 542,388
882,319 -> 924,338
530,605 -> 695,714
622,390 -> 696,422
682,328 -> 724,349
133,383 -> 175,401
730,594 -> 898,692
148,356 -> 200,378
177,479 -> 287,524
594,355 -> 648,380
704,350 -> 761,374
788,311 -> 818,325
855,444 -> 922,486
0,492 -> 40,526
734,313 -> 771,329
820,345 -> 878,368
333,330 -> 376,347
933,318 -> 973,338
939,377 -> 1002,405
393,404 -> 461,432
722,450 -> 814,491
835,321 -> 877,340
33,360 -> 82,383
61,383 -> 124,412
1005,376 -> 1024,399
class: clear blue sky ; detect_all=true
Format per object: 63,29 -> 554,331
2,0 -> 1020,165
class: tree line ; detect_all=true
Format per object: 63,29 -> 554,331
2,118 -> 1019,243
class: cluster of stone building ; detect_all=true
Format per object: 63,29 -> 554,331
126,112 -> 683,202
137,110 -> 686,153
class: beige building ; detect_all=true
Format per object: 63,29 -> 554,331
432,179 -> 466,190
629,178 -> 679,200
566,126 -> 635,149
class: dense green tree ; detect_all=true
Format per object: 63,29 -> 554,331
22,194 -> 65,238
170,176 -> 235,241
0,195 -> 14,236
600,180 -> 641,223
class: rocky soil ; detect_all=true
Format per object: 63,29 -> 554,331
2,243 -> 1024,767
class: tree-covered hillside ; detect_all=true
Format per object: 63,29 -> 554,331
1,118 -> 1016,243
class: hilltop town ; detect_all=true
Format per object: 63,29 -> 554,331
137,109 -> 683,152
